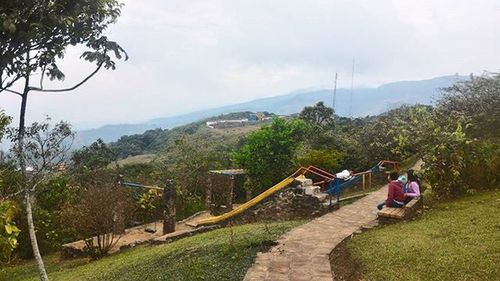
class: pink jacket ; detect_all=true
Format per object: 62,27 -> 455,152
406,181 -> 420,197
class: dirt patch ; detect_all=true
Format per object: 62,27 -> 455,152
259,240 -> 279,252
329,237 -> 364,281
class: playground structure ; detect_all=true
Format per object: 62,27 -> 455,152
60,160 -> 398,257
192,160 -> 398,227
118,160 -> 398,229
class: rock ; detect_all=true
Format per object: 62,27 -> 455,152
144,227 -> 156,233
295,178 -> 313,187
60,245 -> 85,259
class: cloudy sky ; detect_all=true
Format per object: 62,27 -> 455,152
1,0 -> 499,129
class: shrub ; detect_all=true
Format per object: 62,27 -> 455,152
420,73 -> 500,198
0,200 -> 20,263
61,170 -> 134,259
233,118 -> 307,194
296,148 -> 343,172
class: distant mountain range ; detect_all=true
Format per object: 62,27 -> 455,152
74,74 -> 465,147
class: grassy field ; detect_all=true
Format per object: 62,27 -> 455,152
1,220 -> 303,281
346,189 -> 500,281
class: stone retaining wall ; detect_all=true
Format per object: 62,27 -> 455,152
226,186 -> 329,225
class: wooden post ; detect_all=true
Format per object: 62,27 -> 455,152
362,174 -> 366,190
163,179 -> 176,235
369,172 -> 372,189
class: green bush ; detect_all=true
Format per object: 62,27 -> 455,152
420,73 -> 500,198
15,175 -> 79,258
296,148 -> 343,172
233,118 -> 307,194
0,200 -> 20,263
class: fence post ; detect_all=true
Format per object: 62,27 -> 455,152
163,179 -> 176,235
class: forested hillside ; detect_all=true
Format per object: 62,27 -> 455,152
109,112 -> 261,159
74,75 -> 465,147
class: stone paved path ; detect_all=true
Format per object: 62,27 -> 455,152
243,185 -> 387,281
244,161 -> 423,281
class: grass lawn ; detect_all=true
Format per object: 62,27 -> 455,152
347,189 -> 500,281
1,220 -> 303,281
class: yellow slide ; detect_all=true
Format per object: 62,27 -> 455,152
192,176 -> 296,226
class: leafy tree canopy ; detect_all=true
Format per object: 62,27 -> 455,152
437,73 -> 500,139
299,101 -> 334,130
72,138 -> 116,171
0,0 -> 127,94
233,118 -> 307,193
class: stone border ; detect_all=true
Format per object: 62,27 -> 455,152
150,225 -> 220,245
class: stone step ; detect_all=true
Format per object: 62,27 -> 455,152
315,192 -> 328,202
295,177 -> 313,187
302,185 -> 321,195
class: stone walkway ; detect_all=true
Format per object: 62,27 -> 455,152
244,160 -> 423,281
243,185 -> 387,281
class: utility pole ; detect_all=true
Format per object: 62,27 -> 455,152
332,72 -> 338,114
349,58 -> 355,118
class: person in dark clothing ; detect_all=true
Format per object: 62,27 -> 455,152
377,171 -> 405,210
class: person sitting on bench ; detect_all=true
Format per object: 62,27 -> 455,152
398,175 -> 407,191
404,169 -> 421,204
377,171 -> 405,210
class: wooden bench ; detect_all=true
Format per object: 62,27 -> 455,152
377,196 -> 423,223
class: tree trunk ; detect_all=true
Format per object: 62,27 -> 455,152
18,72 -> 49,280
25,191 -> 49,281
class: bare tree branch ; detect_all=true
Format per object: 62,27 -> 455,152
39,65 -> 47,90
0,88 -> 23,96
0,73 -> 24,96
29,61 -> 104,93
2,189 -> 25,200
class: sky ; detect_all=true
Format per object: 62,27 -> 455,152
1,0 -> 499,130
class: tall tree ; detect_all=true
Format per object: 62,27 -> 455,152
299,102 -> 334,129
299,102 -> 335,148
72,138 -> 116,171
233,118 -> 307,194
0,1 -> 126,280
